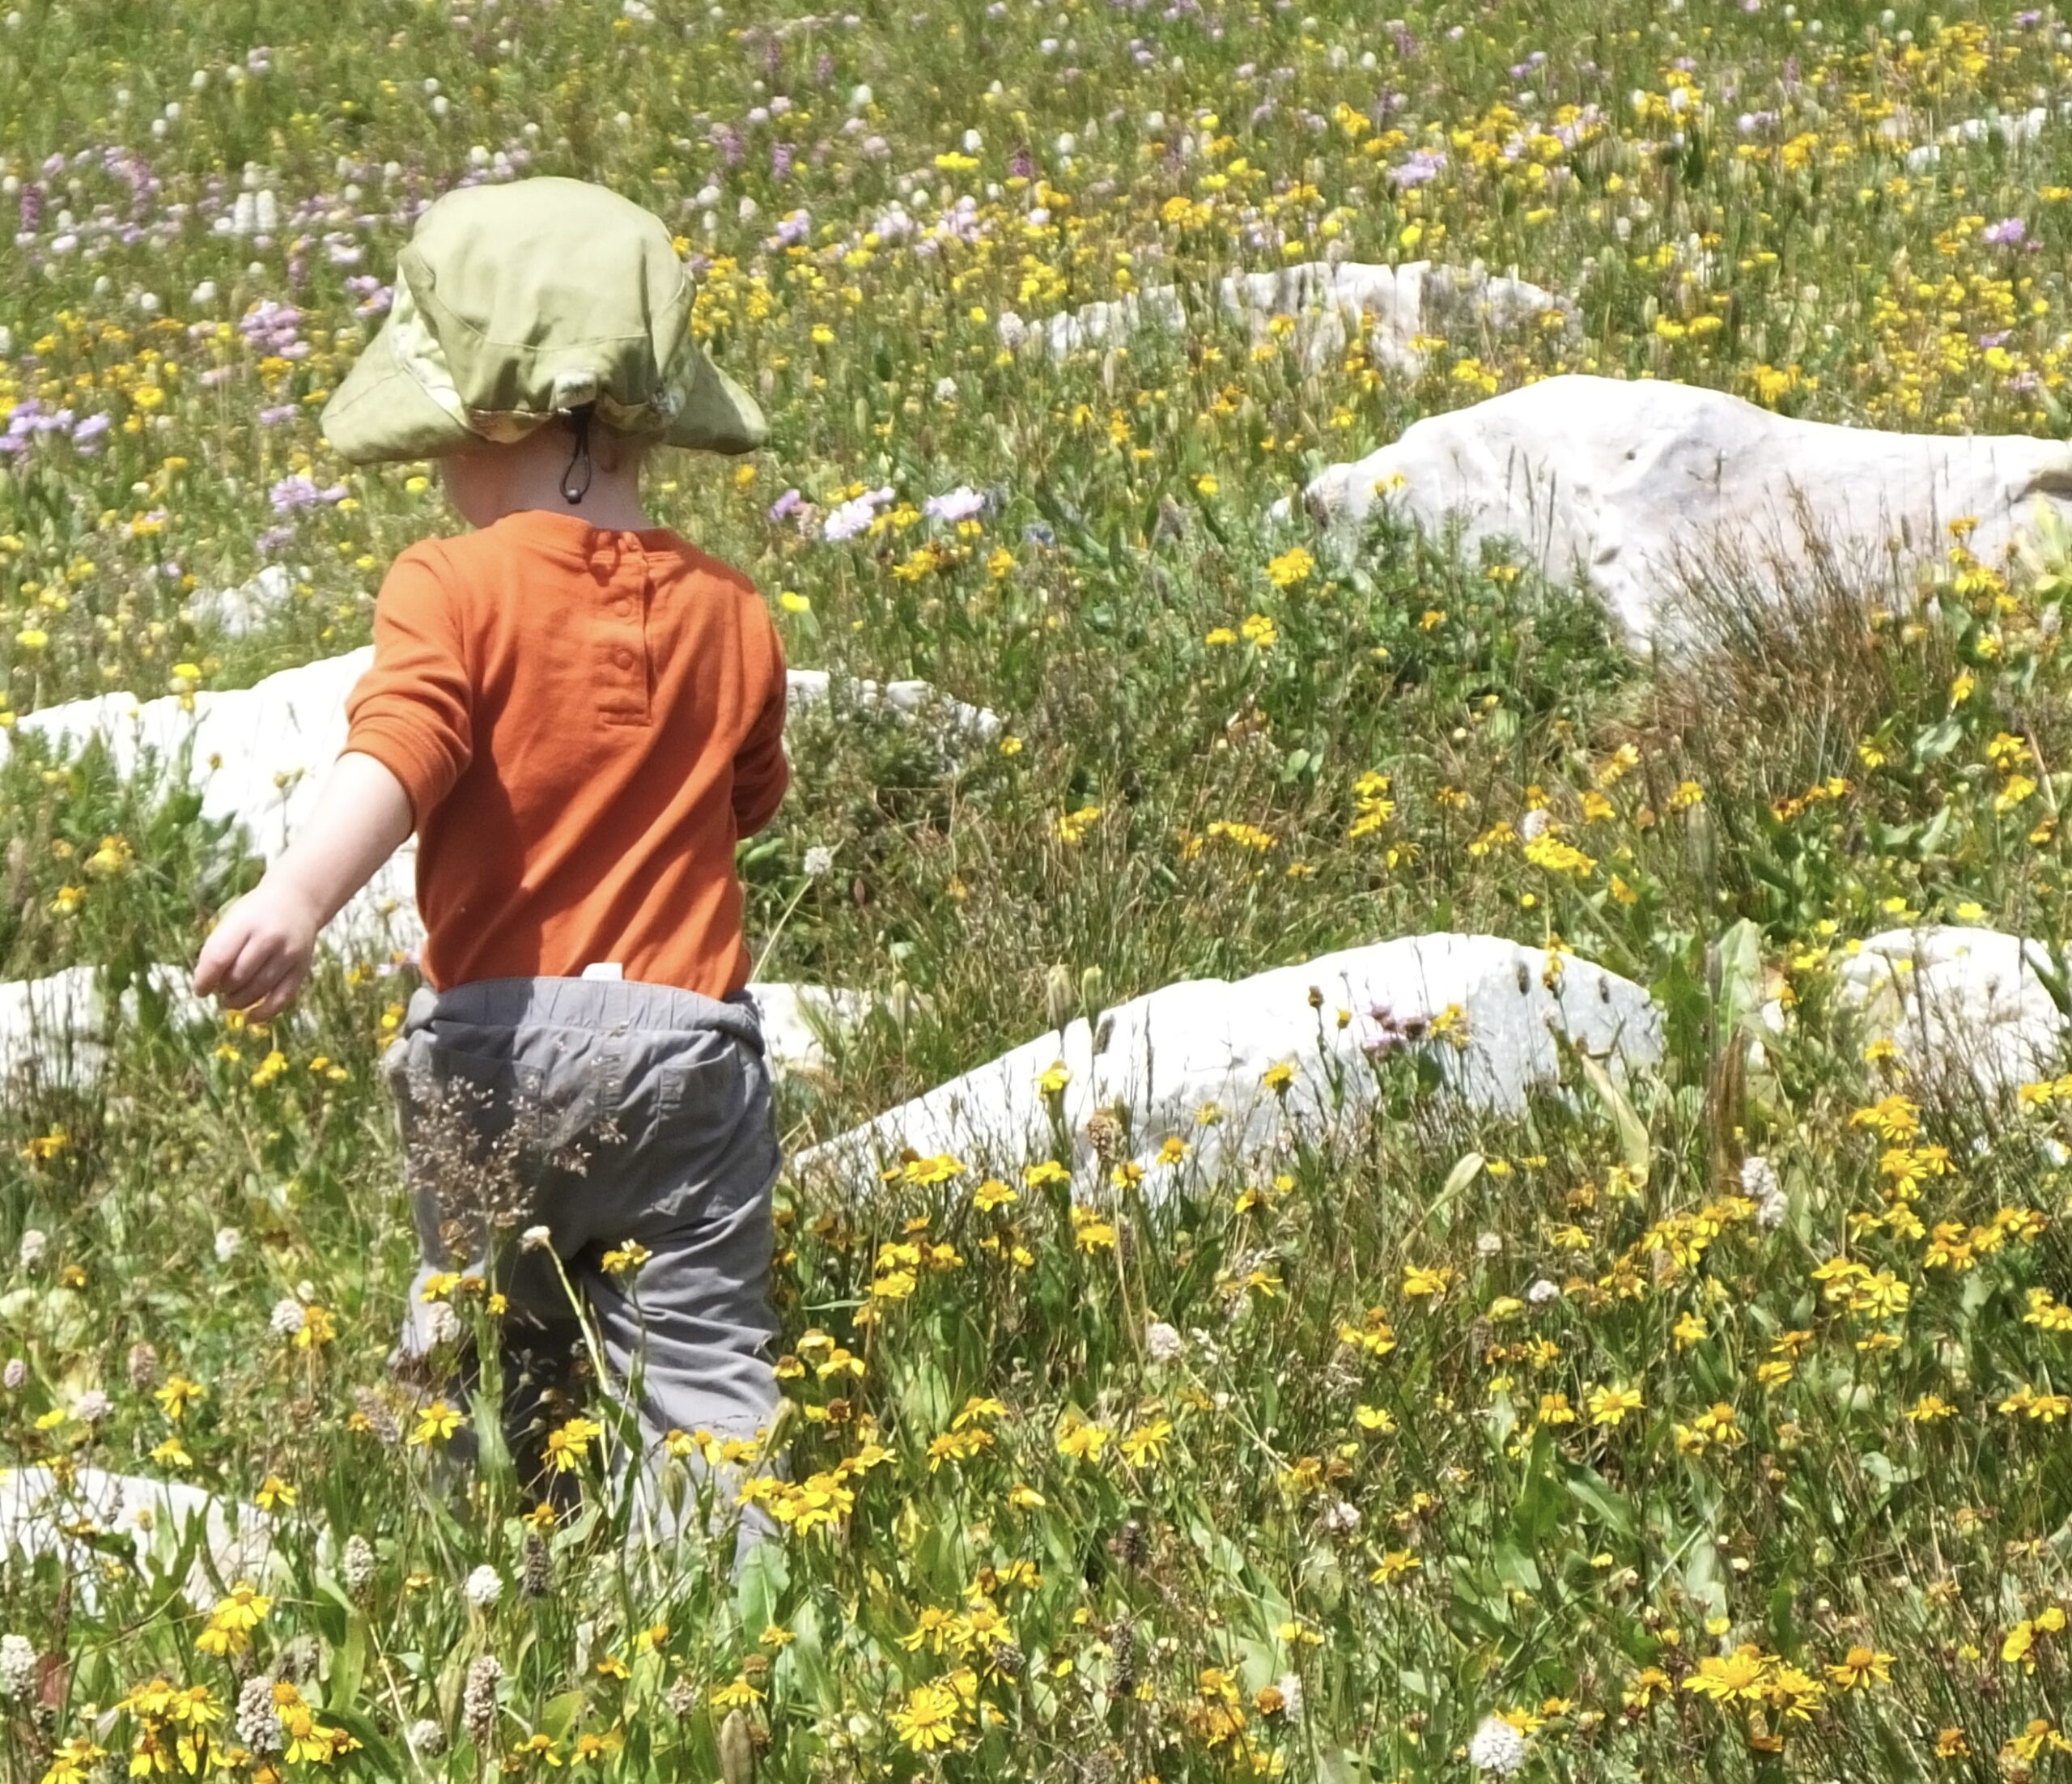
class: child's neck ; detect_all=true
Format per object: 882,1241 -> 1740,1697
483,463 -> 653,534
499,492 -> 655,533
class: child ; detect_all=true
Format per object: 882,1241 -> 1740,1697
190,177 -> 789,1558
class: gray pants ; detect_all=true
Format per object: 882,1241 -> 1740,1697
380,975 -> 783,1557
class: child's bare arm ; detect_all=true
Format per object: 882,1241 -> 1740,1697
191,750 -> 414,1017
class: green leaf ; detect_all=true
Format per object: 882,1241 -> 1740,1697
1714,918 -> 1764,1042
1492,1537 -> 1542,1595
735,1535 -> 789,1638
1564,1466 -> 1637,1540
1577,1051 -> 1650,1188
325,1612 -> 367,1717
541,1688 -> 586,1741
1913,715 -> 1963,763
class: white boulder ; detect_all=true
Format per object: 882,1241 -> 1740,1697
1301,374 -> 2072,645
0,963 -> 212,1091
186,563 -> 300,636
1002,260 -> 1565,372
0,962 -> 860,1093
747,982 -> 872,1079
784,667 -> 1002,744
1219,258 -> 1566,373
0,1467 -> 274,1609
1004,284 -> 1186,361
794,932 -> 1662,1195
12,647 -> 419,952
1768,924 -> 2071,1098
7,650 -> 1000,958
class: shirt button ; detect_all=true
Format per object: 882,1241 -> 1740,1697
613,647 -> 635,670
611,597 -> 631,618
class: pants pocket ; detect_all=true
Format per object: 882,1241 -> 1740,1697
396,1036 -> 600,1167
654,1030 -> 754,1125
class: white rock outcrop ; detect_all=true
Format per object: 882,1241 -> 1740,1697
1764,925 -> 2072,1098
14,648 -> 418,949
0,1467 -> 274,1609
747,981 -> 872,1080
1219,258 -> 1566,372
0,963 -> 211,1090
1004,284 -> 1187,361
795,932 -> 1661,1194
7,650 -> 1001,956
1001,259 -> 1565,372
1301,374 -> 2072,645
0,962 -> 860,1093
786,668 -> 1001,744
187,563 -> 300,637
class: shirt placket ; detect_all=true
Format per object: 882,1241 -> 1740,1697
592,536 -> 652,726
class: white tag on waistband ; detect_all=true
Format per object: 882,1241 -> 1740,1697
580,962 -> 623,981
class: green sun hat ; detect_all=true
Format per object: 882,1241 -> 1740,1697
321,176 -> 766,465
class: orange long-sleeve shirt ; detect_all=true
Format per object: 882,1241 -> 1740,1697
340,508 -> 788,998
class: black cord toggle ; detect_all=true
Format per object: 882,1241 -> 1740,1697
559,405 -> 595,505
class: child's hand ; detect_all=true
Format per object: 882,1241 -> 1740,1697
189,751 -> 415,1022
192,877 -> 325,1021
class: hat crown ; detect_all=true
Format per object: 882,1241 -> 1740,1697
401,176 -> 691,422
318,176 -> 766,462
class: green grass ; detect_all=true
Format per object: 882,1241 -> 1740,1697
7,1 -> 2072,1779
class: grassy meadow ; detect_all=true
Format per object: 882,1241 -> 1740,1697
9,0 -> 2072,1778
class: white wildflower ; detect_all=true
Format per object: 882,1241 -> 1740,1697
0,1633 -> 36,1699
1518,807 -> 1551,843
923,485 -> 985,525
463,1564 -> 503,1609
17,1230 -> 46,1270
341,1533 -> 376,1595
802,845 -> 835,880
823,485 -> 894,542
214,1226 -> 243,1263
1475,1230 -> 1502,1256
1318,1498 -> 1361,1535
1273,1670 -> 1302,1725
520,1225 -> 554,1251
1467,1714 -> 1528,1775
270,1297 -> 307,1338
421,1301 -> 464,1349
1742,1155 -> 1787,1228
1144,1320 -> 1185,1363
1526,1277 -> 1560,1305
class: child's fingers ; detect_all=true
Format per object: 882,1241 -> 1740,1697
240,957 -> 304,1022
211,926 -> 282,1008
191,915 -> 246,996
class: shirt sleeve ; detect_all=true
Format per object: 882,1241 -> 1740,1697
731,610 -> 789,839
340,543 -> 473,831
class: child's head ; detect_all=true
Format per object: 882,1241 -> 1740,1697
320,177 -> 762,495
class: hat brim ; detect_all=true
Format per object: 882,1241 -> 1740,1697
664,350 -> 768,457
321,321 -> 770,465
320,323 -> 480,465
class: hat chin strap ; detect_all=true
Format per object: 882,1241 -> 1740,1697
559,404 -> 595,505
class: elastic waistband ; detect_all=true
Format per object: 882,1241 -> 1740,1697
402,976 -> 765,1051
